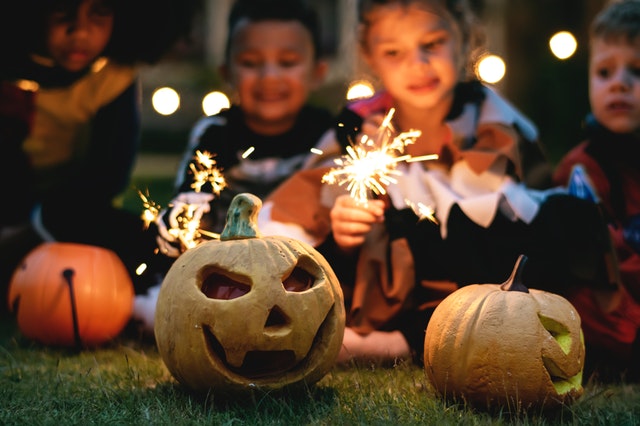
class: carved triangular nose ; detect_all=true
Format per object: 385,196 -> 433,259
264,305 -> 289,329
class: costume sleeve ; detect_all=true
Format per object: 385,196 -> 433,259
0,82 -> 36,225
39,80 -> 141,233
554,144 -> 640,303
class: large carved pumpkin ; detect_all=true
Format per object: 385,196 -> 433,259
424,256 -> 584,411
155,193 -> 345,393
8,242 -> 134,347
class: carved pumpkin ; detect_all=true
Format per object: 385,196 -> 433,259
8,242 -> 134,347
154,193 -> 345,393
424,255 -> 584,411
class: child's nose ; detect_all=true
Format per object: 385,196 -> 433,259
411,48 -> 431,67
260,63 -> 281,78
65,15 -> 91,38
610,68 -> 634,91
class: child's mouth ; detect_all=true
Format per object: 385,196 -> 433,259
607,101 -> 633,112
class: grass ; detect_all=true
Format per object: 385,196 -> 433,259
1,317 -> 639,426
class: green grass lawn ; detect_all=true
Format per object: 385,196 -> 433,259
1,316 -> 639,426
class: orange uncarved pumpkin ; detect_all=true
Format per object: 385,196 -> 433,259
155,193 -> 345,393
8,242 -> 134,347
424,256 -> 585,411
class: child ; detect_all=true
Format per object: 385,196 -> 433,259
0,0 -> 198,317
262,0 -> 617,364
133,0 -> 333,330
553,0 -> 640,382
155,0 -> 332,254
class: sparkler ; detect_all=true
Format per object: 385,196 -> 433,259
139,150 -> 227,252
321,108 -> 438,205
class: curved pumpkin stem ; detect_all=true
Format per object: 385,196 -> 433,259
220,193 -> 263,241
500,254 -> 530,293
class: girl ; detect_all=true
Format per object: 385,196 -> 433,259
0,0 -> 198,316
263,0 -> 616,364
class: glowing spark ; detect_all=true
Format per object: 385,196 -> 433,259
310,147 -> 323,155
322,108 -> 438,205
137,189 -> 161,229
242,146 -> 255,159
189,150 -> 227,195
405,199 -> 438,224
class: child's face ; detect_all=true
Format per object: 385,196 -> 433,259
47,0 -> 114,72
224,19 -> 326,135
361,4 -> 460,114
589,38 -> 640,134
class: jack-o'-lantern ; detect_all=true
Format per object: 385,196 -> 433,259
8,242 -> 134,347
424,255 -> 584,411
154,193 -> 345,393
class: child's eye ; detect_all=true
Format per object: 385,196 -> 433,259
237,57 -> 261,68
630,66 -> 640,78
420,37 -> 446,52
382,49 -> 400,58
279,55 -> 303,68
50,11 -> 74,25
596,67 -> 611,79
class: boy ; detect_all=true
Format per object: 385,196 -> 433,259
554,0 -> 640,382
156,0 -> 332,252
134,0 -> 333,330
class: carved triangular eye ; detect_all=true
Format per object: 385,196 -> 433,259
539,315 -> 571,354
282,267 -> 314,292
201,272 -> 250,300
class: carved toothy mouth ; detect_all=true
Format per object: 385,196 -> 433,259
203,326 -> 298,379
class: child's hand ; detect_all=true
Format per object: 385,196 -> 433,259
330,194 -> 385,251
155,191 -> 214,257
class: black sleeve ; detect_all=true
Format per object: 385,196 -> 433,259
40,81 -> 141,235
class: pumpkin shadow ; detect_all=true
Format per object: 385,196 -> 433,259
183,381 -> 340,418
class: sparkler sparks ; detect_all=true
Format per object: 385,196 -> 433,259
322,108 -> 438,205
138,189 -> 161,229
139,149 -> 227,253
190,150 -> 227,195
405,199 -> 438,224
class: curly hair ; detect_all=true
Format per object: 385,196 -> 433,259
2,0 -> 201,65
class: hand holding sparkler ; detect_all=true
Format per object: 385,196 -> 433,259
140,150 -> 227,257
330,194 -> 385,252
156,191 -> 215,257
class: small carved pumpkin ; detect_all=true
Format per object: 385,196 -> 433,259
424,255 -> 584,411
154,193 -> 345,393
8,242 -> 134,347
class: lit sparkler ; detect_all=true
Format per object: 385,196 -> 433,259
139,149 -> 227,253
322,108 -> 438,205
190,150 -> 227,195
138,189 -> 161,229
405,199 -> 438,224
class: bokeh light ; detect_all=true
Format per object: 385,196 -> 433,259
549,31 -> 578,60
476,54 -> 506,84
202,91 -> 231,116
346,80 -> 375,100
152,87 -> 180,116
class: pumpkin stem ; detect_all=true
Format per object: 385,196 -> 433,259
220,193 -> 263,241
500,254 -> 530,293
